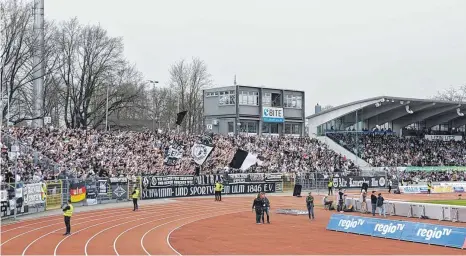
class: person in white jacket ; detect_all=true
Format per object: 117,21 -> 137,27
360,191 -> 368,213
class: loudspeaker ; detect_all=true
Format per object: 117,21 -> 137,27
293,184 -> 302,197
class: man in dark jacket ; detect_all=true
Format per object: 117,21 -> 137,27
252,193 -> 265,224
306,192 -> 315,220
261,193 -> 271,224
370,191 -> 377,216
337,189 -> 344,212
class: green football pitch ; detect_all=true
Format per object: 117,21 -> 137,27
414,199 -> 466,206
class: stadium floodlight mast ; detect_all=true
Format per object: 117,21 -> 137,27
147,80 -> 159,132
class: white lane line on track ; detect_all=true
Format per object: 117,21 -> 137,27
166,210 -> 245,256
1,203 -> 172,233
140,209 -> 247,256
20,205 -> 183,256
85,202 -> 243,256
112,202 -> 244,256
164,203 -> 288,256
1,203 -> 180,246
60,206 -> 193,256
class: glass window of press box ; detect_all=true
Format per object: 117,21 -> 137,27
218,90 -> 236,105
284,94 -> 302,109
239,122 -> 258,133
262,93 -> 282,107
228,122 -> 234,133
262,123 -> 280,134
239,91 -> 259,106
285,123 -> 302,134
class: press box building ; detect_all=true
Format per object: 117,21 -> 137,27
203,85 -> 305,136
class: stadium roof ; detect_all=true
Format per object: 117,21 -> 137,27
306,96 -> 466,134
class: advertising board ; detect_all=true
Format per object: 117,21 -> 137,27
424,135 -> 463,142
326,214 -> 466,249
262,107 -> 284,123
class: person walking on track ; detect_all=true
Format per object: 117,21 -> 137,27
261,193 -> 271,224
132,186 -> 140,211
306,192 -> 315,220
215,181 -> 224,201
252,193 -> 265,224
62,199 -> 73,235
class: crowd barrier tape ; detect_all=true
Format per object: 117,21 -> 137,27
326,214 -> 466,249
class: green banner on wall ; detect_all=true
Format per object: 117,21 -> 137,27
401,166 -> 466,172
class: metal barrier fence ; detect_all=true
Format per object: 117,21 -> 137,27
1,181 -> 46,219
294,173 -> 390,194
1,174 -> 282,220
344,197 -> 466,223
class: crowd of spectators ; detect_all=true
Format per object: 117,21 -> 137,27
327,132 -> 466,167
1,127 -> 359,182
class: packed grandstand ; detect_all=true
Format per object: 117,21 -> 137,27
1,127 -> 361,182
1,125 -> 465,183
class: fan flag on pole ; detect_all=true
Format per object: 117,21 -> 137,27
191,143 -> 214,165
229,149 -> 260,171
176,111 -> 188,126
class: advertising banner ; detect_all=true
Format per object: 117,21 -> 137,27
399,184 -> 458,194
141,182 -> 276,200
424,135 -> 463,142
331,176 -> 386,189
399,186 -> 428,194
262,107 -> 284,123
326,214 -> 466,249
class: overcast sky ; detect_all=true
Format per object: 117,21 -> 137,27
45,0 -> 466,115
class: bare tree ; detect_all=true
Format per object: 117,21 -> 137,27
54,18 -> 143,129
168,57 -> 212,133
434,85 -> 466,102
0,0 -> 61,125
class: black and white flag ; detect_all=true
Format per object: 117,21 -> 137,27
164,143 -> 183,166
191,143 -> 214,165
229,149 -> 260,171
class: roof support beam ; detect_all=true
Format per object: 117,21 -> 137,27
392,105 -> 459,133
342,102 -> 405,129
451,116 -> 466,128
425,107 -> 466,128
366,103 -> 432,129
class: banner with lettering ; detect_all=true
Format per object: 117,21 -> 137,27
142,175 -> 196,189
164,143 -> 184,166
331,176 -> 386,189
70,181 -> 86,203
424,135 -> 462,142
23,182 -> 44,206
228,173 -> 282,183
141,182 -> 276,200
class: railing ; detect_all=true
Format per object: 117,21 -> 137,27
1,173 -> 284,220
344,197 -> 466,223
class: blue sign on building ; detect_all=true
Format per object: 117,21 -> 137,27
262,107 -> 284,123
326,214 -> 466,249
